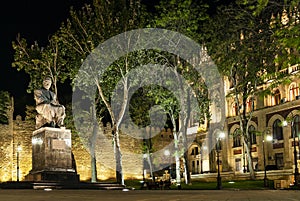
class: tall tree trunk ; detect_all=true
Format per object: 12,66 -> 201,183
174,132 -> 181,189
113,126 -> 124,185
182,91 -> 192,184
146,150 -> 155,181
246,140 -> 255,179
91,154 -> 97,182
181,115 -> 191,184
144,126 -> 155,181
242,101 -> 255,180
90,105 -> 98,182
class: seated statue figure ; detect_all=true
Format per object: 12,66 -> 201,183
34,76 -> 66,129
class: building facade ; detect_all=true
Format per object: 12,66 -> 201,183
187,64 -> 300,183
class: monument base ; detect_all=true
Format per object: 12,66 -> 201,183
26,170 -> 79,182
28,127 -> 79,182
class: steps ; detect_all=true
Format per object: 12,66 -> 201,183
0,181 -> 125,190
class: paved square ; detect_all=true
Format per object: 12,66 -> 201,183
0,189 -> 299,201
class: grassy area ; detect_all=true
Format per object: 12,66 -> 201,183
124,179 -> 275,190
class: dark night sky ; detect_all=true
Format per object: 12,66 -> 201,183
0,0 -> 222,118
0,0 -> 91,117
0,0 -> 159,118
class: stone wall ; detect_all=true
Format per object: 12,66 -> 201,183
13,116 -> 35,181
0,114 -> 174,182
0,123 -> 13,182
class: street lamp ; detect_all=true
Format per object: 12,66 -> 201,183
243,142 -> 247,173
292,118 -> 299,187
16,145 -> 22,182
262,134 -> 273,187
216,131 -> 225,190
283,116 -> 299,187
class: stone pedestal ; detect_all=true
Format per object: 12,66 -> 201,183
27,127 -> 79,182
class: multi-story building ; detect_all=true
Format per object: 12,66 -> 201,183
187,64 -> 300,184
187,7 -> 300,183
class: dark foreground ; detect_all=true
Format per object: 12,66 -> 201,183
0,189 -> 299,201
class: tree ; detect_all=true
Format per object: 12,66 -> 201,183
203,0 -> 288,179
12,34 -> 69,97
151,0 -> 210,185
273,2 -> 300,68
59,0 -> 148,185
128,86 -> 164,182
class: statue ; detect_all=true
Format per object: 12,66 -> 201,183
34,76 -> 66,129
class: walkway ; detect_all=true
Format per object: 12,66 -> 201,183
0,189 -> 299,201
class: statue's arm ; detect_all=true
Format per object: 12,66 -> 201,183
34,89 -> 50,105
50,92 -> 61,106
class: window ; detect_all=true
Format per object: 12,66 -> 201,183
232,102 -> 238,116
246,98 -> 255,112
273,119 -> 283,140
252,158 -> 258,171
192,161 -> 195,173
233,129 -> 242,147
289,83 -> 299,101
194,147 -> 199,155
292,115 -> 300,138
191,147 -> 199,156
249,125 -> 256,144
235,158 -> 241,172
275,153 -> 284,170
191,160 -> 200,174
274,89 -> 281,105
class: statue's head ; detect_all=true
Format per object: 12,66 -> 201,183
42,76 -> 52,90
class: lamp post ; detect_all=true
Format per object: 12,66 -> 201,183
16,145 -> 22,182
291,118 -> 299,187
283,116 -> 299,187
292,118 -> 299,187
262,134 -> 273,187
216,132 -> 225,190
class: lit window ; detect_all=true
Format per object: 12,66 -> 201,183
292,115 -> 300,138
232,102 -> 238,116
289,83 -> 299,101
233,129 -> 242,147
246,98 -> 255,112
249,125 -> 256,144
274,89 -> 281,105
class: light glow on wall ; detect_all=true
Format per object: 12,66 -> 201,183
32,138 -> 43,145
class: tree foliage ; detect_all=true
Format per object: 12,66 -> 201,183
203,0 -> 294,179
12,34 -> 70,97
273,1 -> 300,68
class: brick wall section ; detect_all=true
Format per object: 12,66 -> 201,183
13,116 -> 35,181
0,123 -> 13,182
0,109 -> 175,182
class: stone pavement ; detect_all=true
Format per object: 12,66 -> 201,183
0,189 -> 300,201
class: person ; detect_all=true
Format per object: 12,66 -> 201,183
34,76 -> 65,129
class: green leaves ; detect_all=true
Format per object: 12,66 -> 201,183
153,0 -> 209,42
274,17 -> 300,68
12,33 -> 70,97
